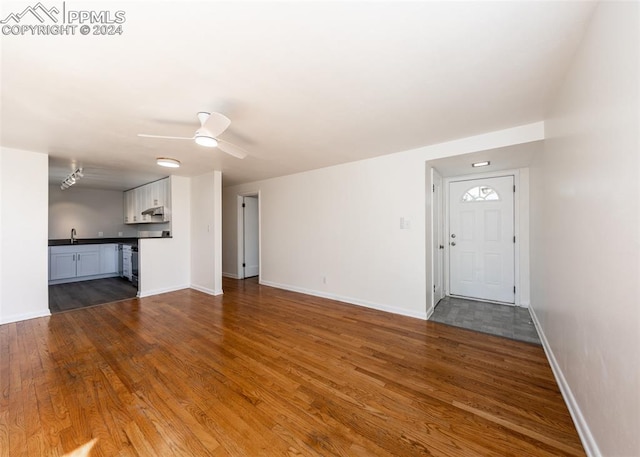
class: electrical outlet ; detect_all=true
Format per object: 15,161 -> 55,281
98,231 -> 104,237
118,232 -> 123,236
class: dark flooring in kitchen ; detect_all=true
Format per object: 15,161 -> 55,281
49,277 -> 138,313
431,295 -> 541,345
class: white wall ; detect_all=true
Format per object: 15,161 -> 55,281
0,148 -> 50,324
49,185 -> 138,239
139,176 -> 191,297
0,148 -> 3,322
530,2 -> 639,456
223,122 -> 544,319
190,171 -> 223,295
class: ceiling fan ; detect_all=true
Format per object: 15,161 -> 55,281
138,112 -> 247,159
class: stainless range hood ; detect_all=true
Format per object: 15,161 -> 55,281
141,206 -> 164,216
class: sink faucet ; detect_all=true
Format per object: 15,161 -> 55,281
71,228 -> 77,244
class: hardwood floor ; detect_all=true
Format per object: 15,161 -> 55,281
1,278 -> 585,456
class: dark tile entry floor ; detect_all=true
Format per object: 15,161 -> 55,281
431,296 -> 541,345
49,277 -> 138,313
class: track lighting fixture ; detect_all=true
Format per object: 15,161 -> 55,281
60,168 -> 84,190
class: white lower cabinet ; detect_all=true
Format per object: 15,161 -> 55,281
49,244 -> 118,282
100,244 -> 119,274
76,250 -> 100,277
49,251 -> 77,280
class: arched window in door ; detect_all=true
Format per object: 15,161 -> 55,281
462,185 -> 499,202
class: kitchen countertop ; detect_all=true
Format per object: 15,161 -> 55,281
49,237 -> 138,246
48,236 -> 171,246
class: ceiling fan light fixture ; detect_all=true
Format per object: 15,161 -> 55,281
156,157 -> 181,168
195,134 -> 218,148
472,161 -> 491,168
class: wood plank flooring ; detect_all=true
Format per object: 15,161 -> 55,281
0,278 -> 585,456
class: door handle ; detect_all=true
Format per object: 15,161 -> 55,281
439,245 -> 444,249
451,233 -> 456,238
450,242 -> 456,246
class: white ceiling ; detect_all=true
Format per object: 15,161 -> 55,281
0,1 -> 594,190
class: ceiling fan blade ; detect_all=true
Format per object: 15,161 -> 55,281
138,133 -> 194,140
200,112 -> 231,137
217,139 -> 247,159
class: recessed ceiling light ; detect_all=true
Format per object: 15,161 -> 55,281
156,157 -> 180,168
195,134 -> 218,148
472,161 -> 490,168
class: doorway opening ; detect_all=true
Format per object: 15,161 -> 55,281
426,142 -> 539,339
429,163 -> 533,341
432,169 -> 522,308
238,194 -> 260,279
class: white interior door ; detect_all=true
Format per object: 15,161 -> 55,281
449,175 -> 514,303
243,196 -> 260,278
431,168 -> 444,303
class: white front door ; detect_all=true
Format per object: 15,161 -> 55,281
449,175 -> 514,303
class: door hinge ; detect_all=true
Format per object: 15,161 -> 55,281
242,203 -> 246,208
513,235 -> 516,243
433,285 -> 436,292
432,184 -> 435,192
513,185 -> 516,192
514,286 -> 516,294
243,263 -> 246,267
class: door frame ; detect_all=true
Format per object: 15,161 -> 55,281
236,191 -> 261,280
430,168 -> 445,307
444,169 -> 522,306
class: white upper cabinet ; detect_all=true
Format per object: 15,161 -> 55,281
124,177 -> 171,225
124,189 -> 136,223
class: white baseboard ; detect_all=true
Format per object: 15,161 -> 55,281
1,309 -> 51,325
137,284 -> 190,298
259,279 -> 428,320
49,272 -> 120,285
190,284 -> 223,296
222,272 -> 240,279
426,305 -> 434,320
528,306 -> 600,457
